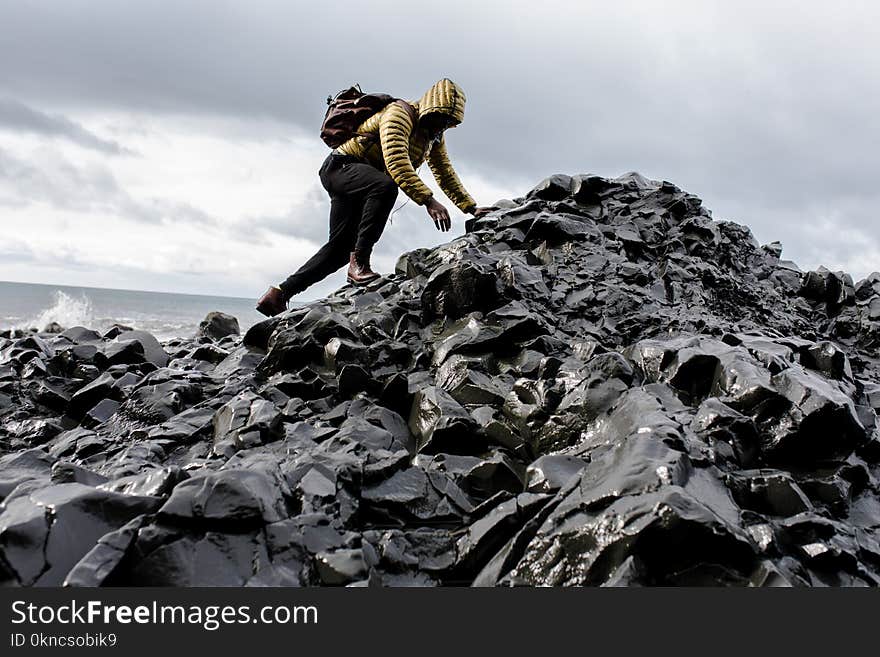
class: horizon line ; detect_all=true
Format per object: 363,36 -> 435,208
0,278 -> 257,302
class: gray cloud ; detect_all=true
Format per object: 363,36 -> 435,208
241,184 -> 330,246
0,98 -> 130,154
0,146 -> 217,228
0,0 -> 877,283
0,146 -> 119,212
0,239 -> 36,264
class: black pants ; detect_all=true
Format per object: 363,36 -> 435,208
280,153 -> 398,299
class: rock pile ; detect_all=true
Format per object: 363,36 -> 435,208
2,174 -> 879,586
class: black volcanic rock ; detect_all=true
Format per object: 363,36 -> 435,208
0,483 -> 161,586
2,171 -> 880,587
158,469 -> 290,527
408,386 -> 483,454
197,311 -> 240,341
100,330 -> 169,369
243,317 -> 281,350
421,259 -> 502,321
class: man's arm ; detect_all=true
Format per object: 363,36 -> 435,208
426,135 -> 477,215
379,102 -> 434,205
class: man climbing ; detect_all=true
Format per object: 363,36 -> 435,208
256,78 -> 492,317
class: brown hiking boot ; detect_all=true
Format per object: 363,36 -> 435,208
347,250 -> 380,286
256,286 -> 287,317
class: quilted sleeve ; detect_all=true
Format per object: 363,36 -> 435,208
379,102 -> 434,205
427,135 -> 477,214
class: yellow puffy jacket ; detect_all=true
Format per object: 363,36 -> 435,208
335,78 -> 477,214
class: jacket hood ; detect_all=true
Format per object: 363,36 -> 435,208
416,78 -> 466,124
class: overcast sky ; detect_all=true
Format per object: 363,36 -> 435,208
1,0 -> 877,300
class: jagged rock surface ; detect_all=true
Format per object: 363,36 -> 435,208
2,171 -> 879,587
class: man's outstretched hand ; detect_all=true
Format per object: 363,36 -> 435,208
425,199 -> 494,232
425,197 -> 451,232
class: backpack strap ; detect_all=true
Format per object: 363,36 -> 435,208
356,99 -> 417,147
395,99 -> 418,126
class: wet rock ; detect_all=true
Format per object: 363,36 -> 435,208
692,398 -> 759,466
124,330 -> 171,367
800,341 -> 852,380
528,174 -> 573,201
378,372 -> 411,417
417,451 -> 525,499
158,469 -> 290,527
260,305 -> 360,374
800,268 -> 855,309
146,405 -> 215,443
117,376 -> 203,427
213,392 -> 282,457
99,466 -> 186,497
191,344 -> 230,364
408,387 -> 483,454
526,455 -> 587,493
470,406 -> 526,455
315,548 -> 370,585
324,337 -> 365,371
211,346 -> 264,379
726,470 -> 813,517
430,322 -> 488,368
27,377 -> 73,412
0,483 -> 161,586
4,417 -> 65,446
243,317 -> 281,351
338,364 -> 371,397
125,529 -> 273,586
436,355 -> 506,406
525,211 -> 602,244
103,324 -> 133,339
51,462 -> 108,487
395,248 -> 434,278
536,353 -> 634,452
507,487 -> 756,586
855,272 -> 880,301
421,260 -> 501,321
82,398 -> 120,428
47,428 -> 100,459
59,327 -> 103,344
67,372 -> 118,419
99,339 -> 147,366
765,367 -> 865,461
361,466 -> 472,526
0,448 -> 56,500
64,515 -> 147,586
197,311 -> 240,340
331,415 -> 408,453
456,493 -> 551,575
496,254 -> 551,301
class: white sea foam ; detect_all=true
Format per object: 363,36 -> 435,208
20,290 -> 96,332
2,281 -> 263,340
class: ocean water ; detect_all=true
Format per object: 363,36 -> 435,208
0,280 -> 268,341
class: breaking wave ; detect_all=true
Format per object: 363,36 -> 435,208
20,290 -> 96,332
3,283 -> 264,340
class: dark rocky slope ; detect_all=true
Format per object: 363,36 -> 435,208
2,172 -> 879,586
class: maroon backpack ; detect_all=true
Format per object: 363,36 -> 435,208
320,85 -> 413,148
